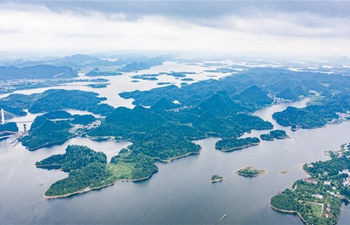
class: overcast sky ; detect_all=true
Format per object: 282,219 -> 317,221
1,1 -> 350,57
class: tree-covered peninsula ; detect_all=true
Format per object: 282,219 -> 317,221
36,145 -> 158,198
273,92 -> 350,129
270,143 -> 350,225
215,137 -> 260,152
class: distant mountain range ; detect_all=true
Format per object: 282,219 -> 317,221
1,54 -> 172,71
0,65 -> 77,79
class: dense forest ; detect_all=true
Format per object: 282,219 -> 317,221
21,116 -> 74,151
119,68 -> 350,108
38,145 -> 159,198
215,137 -> 260,152
0,122 -> 18,133
89,89 -> 272,161
273,92 -> 350,129
85,67 -> 123,76
0,89 -> 114,117
36,145 -> 107,172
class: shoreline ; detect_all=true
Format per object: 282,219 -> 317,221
218,142 -> 260,152
211,177 -> 224,183
44,171 -> 155,199
26,136 -> 75,151
155,148 -> 202,163
269,201 -> 307,224
300,164 -> 309,175
43,148 -> 201,199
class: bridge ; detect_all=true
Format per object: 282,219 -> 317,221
10,118 -> 74,124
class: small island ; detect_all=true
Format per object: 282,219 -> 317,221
87,83 -> 109,88
211,175 -> 224,183
260,130 -> 290,141
236,166 -> 266,177
280,170 -> 288,175
156,82 -> 171,86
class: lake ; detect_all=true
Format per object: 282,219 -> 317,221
1,64 -> 350,224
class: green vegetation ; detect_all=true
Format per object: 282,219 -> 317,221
119,68 -> 350,109
236,166 -> 266,177
131,75 -> 158,81
21,116 -> 74,151
89,90 -> 272,161
0,122 -> 18,133
270,143 -> 350,225
42,111 -> 73,119
45,162 -> 114,197
280,170 -> 288,174
0,89 -> 114,117
211,175 -> 224,183
87,83 -> 109,88
157,82 -> 171,85
38,145 -> 158,198
110,150 -> 158,180
216,137 -> 260,152
260,130 -> 290,141
85,67 -> 123,76
0,122 -> 19,140
118,57 -> 164,72
20,111 -> 100,150
36,145 -> 106,172
181,78 -> 194,81
273,92 -> 350,129
276,87 -> 299,101
71,115 -> 96,125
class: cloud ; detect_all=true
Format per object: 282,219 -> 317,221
0,1 -> 350,55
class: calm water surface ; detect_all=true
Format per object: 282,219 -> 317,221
1,69 -> 350,224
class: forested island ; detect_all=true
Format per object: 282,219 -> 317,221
260,130 -> 290,141
270,143 -> 350,225
36,145 -> 158,198
211,175 -> 224,183
236,166 -> 266,177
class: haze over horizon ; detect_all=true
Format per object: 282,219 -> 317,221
1,1 -> 350,58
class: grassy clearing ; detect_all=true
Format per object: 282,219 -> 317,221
108,162 -> 135,180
